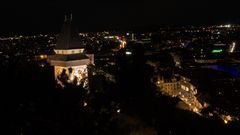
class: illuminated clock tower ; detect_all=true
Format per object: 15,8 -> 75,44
49,14 -> 92,88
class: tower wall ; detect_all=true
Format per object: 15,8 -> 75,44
55,65 -> 88,87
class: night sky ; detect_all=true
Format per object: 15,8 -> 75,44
0,0 -> 239,33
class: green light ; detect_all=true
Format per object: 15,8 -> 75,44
212,49 -> 223,53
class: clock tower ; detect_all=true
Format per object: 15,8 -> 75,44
49,14 -> 92,88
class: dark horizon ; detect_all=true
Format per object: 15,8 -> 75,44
0,0 -> 239,34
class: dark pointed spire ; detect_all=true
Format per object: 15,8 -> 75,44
55,13 -> 84,49
64,12 -> 72,22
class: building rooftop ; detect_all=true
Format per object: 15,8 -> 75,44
55,14 -> 85,49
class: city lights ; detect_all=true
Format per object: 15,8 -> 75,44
221,115 -> 233,124
2,11 -> 240,134
117,109 -> 121,113
39,54 -> 47,59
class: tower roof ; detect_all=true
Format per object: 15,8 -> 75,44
55,14 -> 84,49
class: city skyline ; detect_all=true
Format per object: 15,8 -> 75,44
1,11 -> 240,134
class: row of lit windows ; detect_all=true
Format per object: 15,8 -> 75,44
54,49 -> 84,55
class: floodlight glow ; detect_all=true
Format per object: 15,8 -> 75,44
125,51 -> 132,55
212,49 -> 223,53
230,42 -> 236,53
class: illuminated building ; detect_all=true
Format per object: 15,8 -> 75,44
188,41 -> 228,64
156,76 -> 179,97
48,14 -> 93,87
153,69 -> 204,113
179,76 -> 197,95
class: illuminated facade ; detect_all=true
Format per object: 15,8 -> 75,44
49,14 -> 93,88
156,76 -> 179,97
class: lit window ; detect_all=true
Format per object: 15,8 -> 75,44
125,51 -> 132,55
